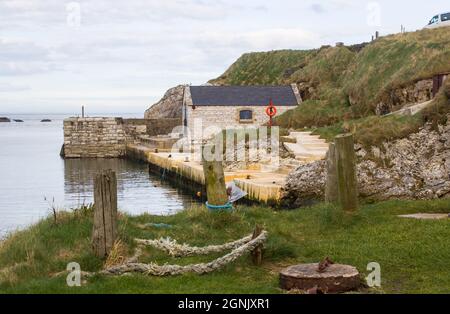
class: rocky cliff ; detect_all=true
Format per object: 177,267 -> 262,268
282,116 -> 450,208
144,85 -> 185,119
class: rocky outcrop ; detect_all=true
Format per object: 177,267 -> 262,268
144,85 -> 185,119
0,117 -> 11,123
375,79 -> 434,115
282,117 -> 450,207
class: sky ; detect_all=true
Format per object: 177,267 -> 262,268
0,0 -> 448,115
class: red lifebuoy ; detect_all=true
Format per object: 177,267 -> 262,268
266,105 -> 277,117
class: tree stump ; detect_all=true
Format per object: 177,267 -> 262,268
325,142 -> 338,203
335,134 -> 359,212
280,264 -> 360,293
251,225 -> 263,266
202,145 -> 229,206
92,170 -> 118,258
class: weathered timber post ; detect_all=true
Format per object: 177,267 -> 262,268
202,145 -> 229,207
325,142 -> 338,203
334,134 -> 359,212
251,225 -> 263,266
92,170 -> 118,258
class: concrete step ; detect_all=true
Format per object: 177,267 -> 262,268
301,143 -> 329,149
284,131 -> 328,164
295,155 -> 326,162
290,131 -> 313,136
294,135 -> 322,140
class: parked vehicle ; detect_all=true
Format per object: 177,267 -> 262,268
425,12 -> 450,29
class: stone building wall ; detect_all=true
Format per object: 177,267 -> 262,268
63,117 -> 127,158
186,105 -> 297,140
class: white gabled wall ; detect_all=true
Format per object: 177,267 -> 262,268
186,105 -> 297,140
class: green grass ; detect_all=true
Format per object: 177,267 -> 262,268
309,81 -> 450,147
1,198 -> 449,294
210,50 -> 316,85
211,27 -> 450,137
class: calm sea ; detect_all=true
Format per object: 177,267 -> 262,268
0,114 -> 197,238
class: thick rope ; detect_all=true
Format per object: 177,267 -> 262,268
97,231 -> 268,277
135,234 -> 254,257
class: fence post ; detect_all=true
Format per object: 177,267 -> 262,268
334,134 -> 359,212
202,145 -> 229,207
251,225 -> 263,266
325,142 -> 338,203
92,170 -> 118,258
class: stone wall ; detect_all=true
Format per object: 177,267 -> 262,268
145,118 -> 182,136
63,117 -> 182,158
187,105 -> 297,140
63,117 -> 127,158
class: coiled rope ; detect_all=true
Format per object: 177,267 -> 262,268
135,233 -> 254,257
93,230 -> 268,277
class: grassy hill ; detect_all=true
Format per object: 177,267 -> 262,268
210,27 -> 450,146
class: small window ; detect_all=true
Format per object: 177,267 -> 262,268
441,13 -> 450,22
239,110 -> 253,122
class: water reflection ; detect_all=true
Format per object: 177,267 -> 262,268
64,158 -> 199,216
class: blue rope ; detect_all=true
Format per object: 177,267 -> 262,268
206,202 -> 233,212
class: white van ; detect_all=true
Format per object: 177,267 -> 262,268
425,12 -> 450,29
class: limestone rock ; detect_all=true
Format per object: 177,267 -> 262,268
376,78 -> 433,115
282,160 -> 326,208
282,116 -> 450,206
144,85 -> 185,119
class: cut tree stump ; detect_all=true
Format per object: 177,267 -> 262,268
92,170 -> 118,258
280,264 -> 360,293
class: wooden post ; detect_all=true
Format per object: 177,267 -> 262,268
92,170 -> 118,258
251,225 -> 263,266
325,142 -> 338,203
335,134 -> 358,212
202,145 -> 228,206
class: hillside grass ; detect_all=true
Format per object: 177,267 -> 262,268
211,50 -> 316,85
211,27 -> 450,140
310,80 -> 450,147
1,198 -> 449,294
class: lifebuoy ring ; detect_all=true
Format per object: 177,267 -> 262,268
266,105 -> 277,117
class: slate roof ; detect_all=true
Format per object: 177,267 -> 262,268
189,86 -> 298,106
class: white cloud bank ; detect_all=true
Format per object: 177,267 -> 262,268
0,0 -> 447,114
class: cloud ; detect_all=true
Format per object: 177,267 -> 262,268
307,0 -> 356,14
195,28 -> 321,52
310,4 -> 326,13
0,39 -> 49,61
0,39 -> 55,76
0,82 -> 31,92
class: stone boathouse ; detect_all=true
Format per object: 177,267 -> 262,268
182,84 -> 301,139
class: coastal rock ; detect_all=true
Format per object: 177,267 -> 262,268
282,160 -> 326,208
14,119 -> 24,122
281,117 -> 450,206
0,117 -> 11,123
375,78 -> 433,115
41,119 -> 52,122
144,85 -> 185,119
